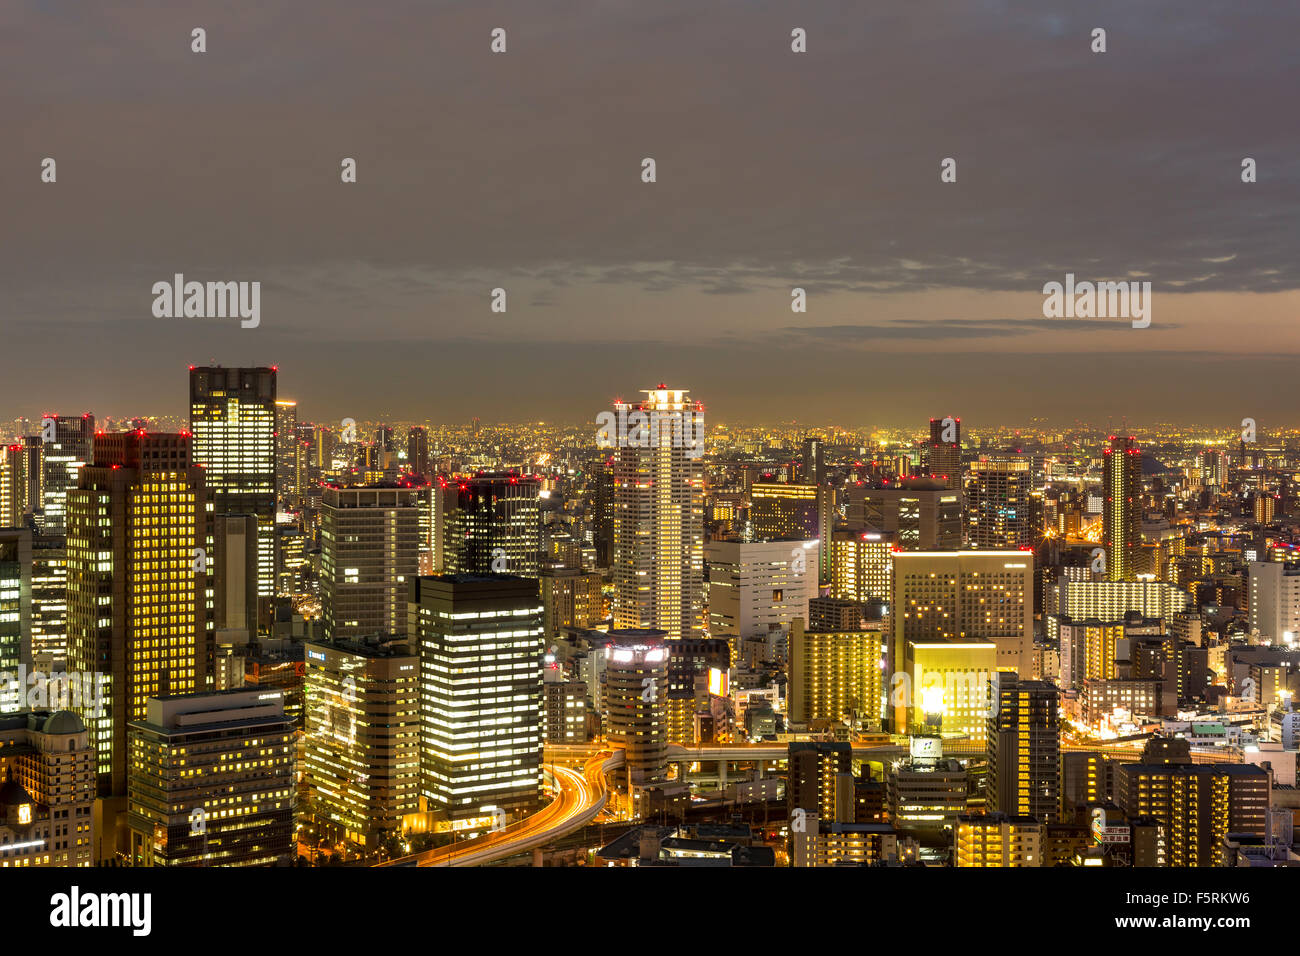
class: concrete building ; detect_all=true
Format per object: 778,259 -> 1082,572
0,710 -> 95,867
788,619 -> 885,728
321,485 -> 420,641
705,538 -> 818,646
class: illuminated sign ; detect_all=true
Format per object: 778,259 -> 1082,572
17,804 -> 32,825
708,668 -> 728,698
307,650 -> 326,662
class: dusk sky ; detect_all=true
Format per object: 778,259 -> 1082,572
4,0 -> 1298,427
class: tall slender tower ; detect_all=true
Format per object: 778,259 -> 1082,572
274,399 -> 299,510
37,413 -> 95,535
611,386 -> 704,639
67,431 -> 213,797
189,366 -> 277,603
927,416 -> 962,490
1103,435 -> 1141,582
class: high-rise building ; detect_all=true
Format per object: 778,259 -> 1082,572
0,529 -> 32,713
320,486 -> 420,641
611,387 -> 704,639
898,640 -> 999,739
36,414 -> 94,536
303,636 -> 420,850
887,737 -> 969,832
927,416 -> 962,490
892,550 -> 1034,678
1103,435 -> 1141,582
189,366 -> 277,601
409,575 -> 543,824
0,442 -> 28,527
126,690 -> 295,867
987,675 -> 1059,823
788,619 -> 885,727
406,427 -> 430,480
540,567 -> 603,637
967,459 -> 1039,549
1248,561 -> 1300,644
0,710 -> 96,867
705,538 -> 818,646
444,474 -> 542,577
274,399 -> 299,510
66,431 -> 213,797
749,482 -> 832,584
602,629 -> 670,790
543,680 -> 589,745
1115,737 -> 1270,867
800,436 -> 826,486
213,514 -> 260,639
787,741 -> 852,821
830,529 -> 893,607
593,456 -> 614,569
845,480 -> 962,550
29,531 -> 67,671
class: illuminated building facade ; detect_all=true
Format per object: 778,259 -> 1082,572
603,629 -> 670,789
987,675 -> 1059,823
787,741 -> 852,821
845,480 -> 961,550
540,567 -> 603,637
705,538 -> 818,646
830,529 -> 893,606
36,414 -> 94,537
0,530 -> 31,713
955,814 -> 1042,867
0,443 -> 26,527
899,641 -> 998,739
967,459 -> 1038,549
444,474 -> 542,577
303,636 -> 420,850
748,482 -> 831,583
66,432 -> 213,798
274,399 -> 300,510
189,366 -> 278,601
892,551 -> 1034,679
0,710 -> 95,868
1248,561 -> 1300,644
1102,435 -> 1141,582
926,416 -> 962,490
126,690 -> 295,867
410,575 -> 544,823
29,531 -> 67,671
320,486 -> 420,641
611,387 -> 704,638
788,619 -> 885,727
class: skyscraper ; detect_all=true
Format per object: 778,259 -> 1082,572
749,481 -> 832,584
1103,435 -> 1141,582
844,480 -> 962,550
189,366 -> 277,603
611,386 -> 704,639
410,575 -> 543,824
274,398 -> 299,511
927,416 -> 961,490
0,529 -> 31,713
704,538 -> 818,647
603,629 -> 670,789
36,414 -> 94,536
967,459 -> 1039,549
987,674 -> 1059,823
320,486 -> 420,641
0,443 -> 25,527
444,474 -> 542,577
406,426 -> 430,479
66,432 -> 213,797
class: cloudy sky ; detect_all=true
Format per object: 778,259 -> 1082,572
3,0 -> 1297,428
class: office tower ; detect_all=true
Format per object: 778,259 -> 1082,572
1103,435 -> 1141,582
0,530 -> 32,713
704,538 -> 818,645
954,814 -> 1043,867
602,629 -> 670,790
968,459 -> 1039,549
788,619 -> 885,727
26,531 -> 67,672
611,387 -> 704,638
406,426 -> 430,479
410,575 -> 544,823
444,474 -> 542,576
898,640 -> 998,739
274,399 -> 299,510
126,689 -> 295,867
800,436 -> 826,486
540,567 -> 603,637
749,481 -> 832,583
0,710 -> 96,867
20,437 -> 43,515
320,486 -> 420,641
275,522 -> 307,598
886,736 -> 970,831
36,414 -> 94,536
787,741 -> 852,820
189,366 -> 277,602
892,550 -> 1034,678
1115,737 -> 1270,867
927,416 -> 962,489
543,681 -> 589,744
987,675 -> 1059,823
214,514 -> 259,639
1248,561 -> 1300,643
303,636 -> 420,850
0,443 -> 26,527
66,432 -> 213,798
830,529 -> 893,606
593,456 -> 614,569
845,480 -> 962,549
